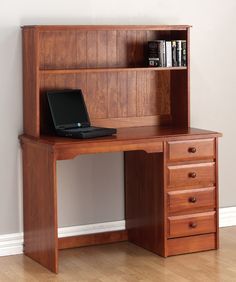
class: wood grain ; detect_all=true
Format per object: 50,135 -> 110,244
167,233 -> 216,256
167,162 -> 216,188
168,211 -> 216,238
58,230 -> 128,250
22,142 -> 58,273
167,187 -> 216,215
125,151 -> 165,256
167,138 -> 215,162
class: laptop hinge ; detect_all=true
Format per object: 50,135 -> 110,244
57,122 -> 90,130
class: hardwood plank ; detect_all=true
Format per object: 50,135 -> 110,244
107,30 -> 117,67
22,142 -> 58,273
39,67 -> 187,74
167,233 -> 216,256
117,31 -> 127,67
76,31 -> 87,68
107,72 -> 118,118
125,151 -> 165,256
24,25 -> 192,31
58,230 -> 128,250
127,71 -> 137,117
97,30 -> 107,67
117,72 -> 128,117
22,28 -> 40,137
86,31 -> 97,68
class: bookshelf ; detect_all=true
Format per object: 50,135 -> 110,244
20,25 -> 221,273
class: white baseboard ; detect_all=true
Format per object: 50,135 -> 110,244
0,207 -> 236,257
219,207 -> 236,228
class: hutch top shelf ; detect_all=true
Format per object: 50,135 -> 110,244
22,25 -> 191,138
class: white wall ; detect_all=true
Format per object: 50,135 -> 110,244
0,0 -> 235,234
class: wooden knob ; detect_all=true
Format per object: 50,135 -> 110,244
189,222 -> 197,228
189,197 -> 197,203
188,147 -> 196,153
188,172 -> 197,178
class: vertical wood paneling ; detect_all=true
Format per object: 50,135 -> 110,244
86,73 -> 97,117
117,72 -> 128,117
54,32 -> 77,68
97,31 -> 107,67
96,73 -> 108,118
135,31 -> 147,67
107,72 -> 118,118
137,71 -> 147,116
107,31 -> 117,67
127,72 -> 137,117
87,31 -> 97,68
127,31 -> 136,67
76,31 -> 87,68
117,31 -> 127,67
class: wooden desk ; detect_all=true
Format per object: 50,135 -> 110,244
20,25 -> 221,273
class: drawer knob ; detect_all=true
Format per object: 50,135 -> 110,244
188,147 -> 197,153
189,197 -> 197,203
188,172 -> 197,178
189,222 -> 197,228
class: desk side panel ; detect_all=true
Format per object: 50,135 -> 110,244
125,151 -> 165,256
22,142 -> 58,273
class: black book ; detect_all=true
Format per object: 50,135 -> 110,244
181,40 -> 187,66
176,40 -> 182,67
147,41 -> 159,67
172,41 -> 177,67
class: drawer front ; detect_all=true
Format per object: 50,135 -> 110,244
168,187 -> 216,214
167,139 -> 215,162
168,211 -> 216,238
167,233 -> 216,256
167,162 -> 215,188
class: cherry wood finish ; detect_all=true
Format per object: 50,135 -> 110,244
20,25 -> 221,273
22,141 -> 58,273
167,138 -> 215,162
167,233 -> 216,256
168,211 -> 216,238
58,230 -> 128,250
167,187 -> 216,214
167,162 -> 216,188
125,151 -> 165,256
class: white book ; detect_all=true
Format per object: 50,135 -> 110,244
166,41 -> 172,67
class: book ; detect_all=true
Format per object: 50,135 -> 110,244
165,41 -> 172,67
181,40 -> 187,66
148,40 -> 166,67
172,41 -> 177,67
157,40 -> 166,67
176,40 -> 182,66
147,41 -> 160,67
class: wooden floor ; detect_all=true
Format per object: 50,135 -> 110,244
0,227 -> 236,282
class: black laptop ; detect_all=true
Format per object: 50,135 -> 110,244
47,89 -> 117,139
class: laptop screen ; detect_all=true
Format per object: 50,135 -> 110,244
47,89 -> 90,128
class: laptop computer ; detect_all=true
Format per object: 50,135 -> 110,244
47,89 -> 117,139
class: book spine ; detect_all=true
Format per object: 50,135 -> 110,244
176,40 -> 182,67
172,41 -> 177,67
158,40 -> 166,67
181,40 -> 187,66
166,41 -> 172,67
147,41 -> 159,67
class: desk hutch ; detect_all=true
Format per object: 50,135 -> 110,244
20,25 -> 221,273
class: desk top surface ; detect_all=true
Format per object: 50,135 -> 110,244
20,126 -> 221,146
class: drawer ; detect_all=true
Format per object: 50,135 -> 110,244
167,162 -> 215,188
168,211 -> 216,238
167,233 -> 216,256
167,138 -> 215,162
168,187 -> 216,214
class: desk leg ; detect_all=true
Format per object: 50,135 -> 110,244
22,142 -> 58,273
